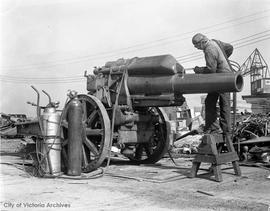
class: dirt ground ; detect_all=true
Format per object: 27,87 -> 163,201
0,138 -> 270,211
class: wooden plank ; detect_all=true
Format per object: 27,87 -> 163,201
213,165 -> 223,182
190,162 -> 201,178
197,145 -> 214,155
232,161 -> 242,176
216,152 -> 239,164
211,134 -> 225,144
193,154 -> 216,163
236,136 -> 270,145
197,135 -> 218,155
224,134 -> 236,152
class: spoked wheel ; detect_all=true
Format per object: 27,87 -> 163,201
127,107 -> 170,164
61,94 -> 111,173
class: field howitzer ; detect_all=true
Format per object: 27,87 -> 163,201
61,54 -> 244,173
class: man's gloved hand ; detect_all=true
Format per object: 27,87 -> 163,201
194,66 -> 203,74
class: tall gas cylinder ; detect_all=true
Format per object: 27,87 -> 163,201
42,107 -> 61,175
67,95 -> 83,176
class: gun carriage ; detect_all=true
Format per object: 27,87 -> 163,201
60,54 -> 243,172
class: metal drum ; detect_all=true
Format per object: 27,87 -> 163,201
42,107 -> 61,175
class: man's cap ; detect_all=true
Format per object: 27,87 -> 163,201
192,33 -> 208,44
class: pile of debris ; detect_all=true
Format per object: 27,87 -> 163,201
233,113 -> 270,163
0,113 -> 13,130
0,113 -> 28,138
170,129 -> 203,156
234,113 -> 270,140
172,134 -> 202,154
170,113 -> 270,165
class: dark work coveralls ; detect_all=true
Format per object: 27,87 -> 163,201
196,39 -> 233,134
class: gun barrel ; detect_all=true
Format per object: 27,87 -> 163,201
127,72 -> 243,95
173,72 -> 243,94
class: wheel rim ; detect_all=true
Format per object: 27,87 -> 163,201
127,107 -> 170,164
61,94 -> 111,173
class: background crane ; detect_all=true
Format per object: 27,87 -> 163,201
240,48 -> 270,113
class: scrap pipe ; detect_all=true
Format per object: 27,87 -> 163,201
127,72 -> 243,95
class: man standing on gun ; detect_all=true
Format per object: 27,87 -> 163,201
192,33 -> 233,136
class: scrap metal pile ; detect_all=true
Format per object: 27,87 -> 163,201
234,113 -> 270,139
233,113 -> 270,163
171,112 -> 270,164
0,113 -> 20,138
0,113 -> 13,130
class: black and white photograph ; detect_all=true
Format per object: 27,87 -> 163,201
1,0 -> 270,210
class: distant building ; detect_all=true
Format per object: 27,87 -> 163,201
242,94 -> 270,114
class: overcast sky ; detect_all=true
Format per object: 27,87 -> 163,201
1,0 -> 270,117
